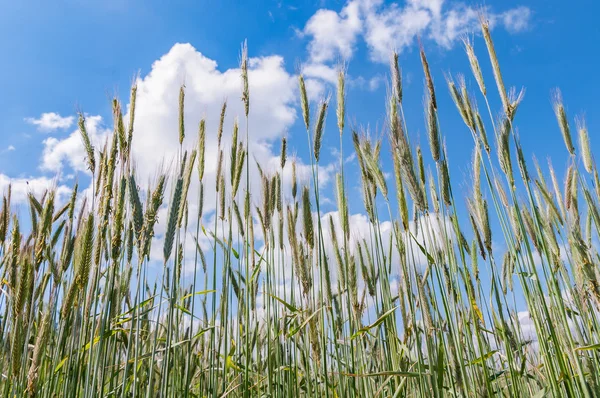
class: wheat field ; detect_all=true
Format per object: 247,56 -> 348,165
1,19 -> 600,397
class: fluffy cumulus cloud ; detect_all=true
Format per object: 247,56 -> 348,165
41,115 -> 110,173
128,43 -> 297,179
303,0 -> 532,63
501,6 -> 531,34
35,43 -> 340,190
303,0 -> 363,63
124,42 -> 343,225
0,174 -> 71,205
33,43 -> 305,185
25,112 -> 75,132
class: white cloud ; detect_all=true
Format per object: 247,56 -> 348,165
25,112 -> 74,132
37,43 -> 308,188
40,115 -> 110,173
368,76 -> 383,91
302,0 -> 532,64
127,42 -> 342,223
303,63 -> 338,84
429,4 -> 480,48
0,174 -> 71,205
501,6 -> 531,33
128,43 -> 296,181
362,0 -> 434,62
304,78 -> 327,101
303,0 -> 362,63
347,74 -> 385,91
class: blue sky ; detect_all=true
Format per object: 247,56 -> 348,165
1,0 -> 598,184
0,0 -> 598,289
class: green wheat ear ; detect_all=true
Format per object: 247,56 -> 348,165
553,89 -> 575,155
336,69 -> 346,136
390,51 -> 403,104
164,176 -> 183,263
299,74 -> 310,130
313,99 -> 328,163
301,185 -> 314,250
576,116 -> 593,172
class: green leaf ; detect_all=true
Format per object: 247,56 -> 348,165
270,294 -> 300,313
174,304 -> 198,319
208,233 -> 240,260
574,343 -> 600,351
180,289 -> 216,302
489,370 -> 506,382
288,307 -> 324,337
114,316 -> 133,326
249,250 -> 266,284
409,232 -> 435,265
436,341 -> 445,392
118,295 -> 157,317
82,329 -> 120,351
163,339 -> 190,351
225,355 -> 242,372
468,350 -> 498,366
341,371 -> 421,378
193,326 -> 215,340
54,356 -> 69,373
351,306 -> 399,340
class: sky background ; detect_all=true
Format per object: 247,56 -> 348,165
1,0 -> 598,191
0,0 -> 598,297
